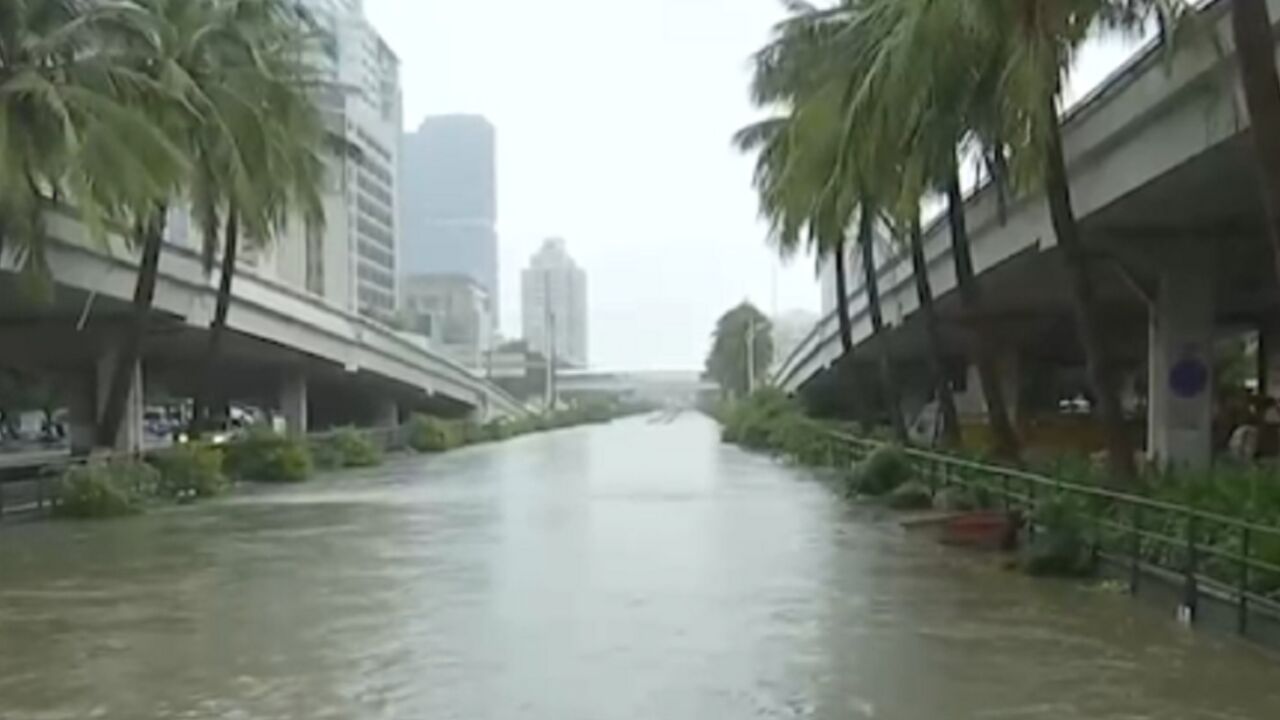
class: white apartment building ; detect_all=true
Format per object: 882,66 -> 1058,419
521,238 -> 588,369
400,273 -> 494,371
308,0 -> 402,320
164,0 -> 401,322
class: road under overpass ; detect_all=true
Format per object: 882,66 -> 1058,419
1,214 -> 524,453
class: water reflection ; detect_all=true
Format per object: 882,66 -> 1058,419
0,414 -> 1276,719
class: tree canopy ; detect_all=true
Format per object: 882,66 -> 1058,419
705,302 -> 773,399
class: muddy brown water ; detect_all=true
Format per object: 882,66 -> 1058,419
1,414 -> 1277,719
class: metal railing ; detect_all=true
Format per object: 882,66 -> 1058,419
811,428 -> 1280,637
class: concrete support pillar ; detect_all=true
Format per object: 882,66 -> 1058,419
1261,322 -> 1280,401
997,352 -> 1021,425
66,374 -> 97,456
1147,248 -> 1214,470
375,397 -> 399,428
279,372 -> 308,438
83,346 -> 144,453
953,354 -> 1020,424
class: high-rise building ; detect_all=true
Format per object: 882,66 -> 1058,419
399,273 -> 493,370
159,0 -> 400,321
400,115 -> 498,325
521,238 -> 588,368
304,0 -> 402,320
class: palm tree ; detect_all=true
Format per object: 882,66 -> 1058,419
880,211 -> 962,449
966,0 -> 1146,481
0,0 -> 184,303
737,4 -> 909,442
734,117 -> 856,355
94,0 -> 325,446
187,0 -> 327,432
852,205 -> 909,443
96,0 -> 218,447
1229,0 -> 1280,287
831,0 -> 1023,458
841,0 -> 1192,480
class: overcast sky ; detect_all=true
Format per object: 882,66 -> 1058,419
365,0 -> 1146,371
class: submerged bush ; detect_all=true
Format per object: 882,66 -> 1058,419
886,479 -> 934,510
765,414 -> 835,465
151,444 -> 228,499
846,445 -> 913,497
483,420 -> 513,441
408,414 -> 463,452
312,427 -> 382,469
1022,497 -> 1096,577
224,428 -> 312,483
53,460 -> 159,518
720,388 -> 799,448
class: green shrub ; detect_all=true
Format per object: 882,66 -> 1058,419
1022,497 -> 1096,577
151,444 -> 228,499
483,420 -> 513,441
886,479 -> 934,510
408,414 -> 462,452
934,485 -> 979,512
53,460 -> 158,518
457,421 -> 488,445
309,438 -> 345,470
847,445 -> 913,496
720,388 -> 799,448
224,428 -> 312,483
312,427 -> 382,468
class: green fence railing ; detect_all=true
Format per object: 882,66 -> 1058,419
814,428 -> 1280,637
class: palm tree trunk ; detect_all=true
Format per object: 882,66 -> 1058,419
192,208 -> 240,432
832,236 -> 854,353
96,207 -> 166,448
857,207 -> 909,443
945,168 -> 1021,460
1231,0 -> 1280,286
1043,100 -> 1136,483
909,218 -> 961,449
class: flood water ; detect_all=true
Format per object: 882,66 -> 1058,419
1,413 -> 1277,719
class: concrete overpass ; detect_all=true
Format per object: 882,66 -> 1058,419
0,211 -> 524,451
773,0 -> 1280,468
557,370 -> 718,407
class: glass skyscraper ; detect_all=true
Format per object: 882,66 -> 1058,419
400,115 -> 499,326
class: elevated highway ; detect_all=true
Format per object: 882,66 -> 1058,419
773,0 -> 1280,467
1,211 -> 524,451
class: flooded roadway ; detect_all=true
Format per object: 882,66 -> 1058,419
1,413 -> 1277,719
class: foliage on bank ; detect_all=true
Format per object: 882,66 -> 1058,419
310,427 -> 383,469
224,429 -> 313,484
705,303 -> 773,399
716,390 -> 1280,588
53,445 -> 229,518
407,401 -> 645,453
48,401 -> 651,520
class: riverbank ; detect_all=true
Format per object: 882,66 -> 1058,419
2,404 -> 647,522
715,390 -> 1280,653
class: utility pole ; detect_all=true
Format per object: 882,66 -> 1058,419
543,269 -> 556,411
546,310 -> 557,410
745,315 -> 757,397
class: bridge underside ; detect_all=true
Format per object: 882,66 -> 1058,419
797,134 -> 1278,467
0,275 -> 475,450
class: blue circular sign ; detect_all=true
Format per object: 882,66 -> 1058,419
1169,357 -> 1209,399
